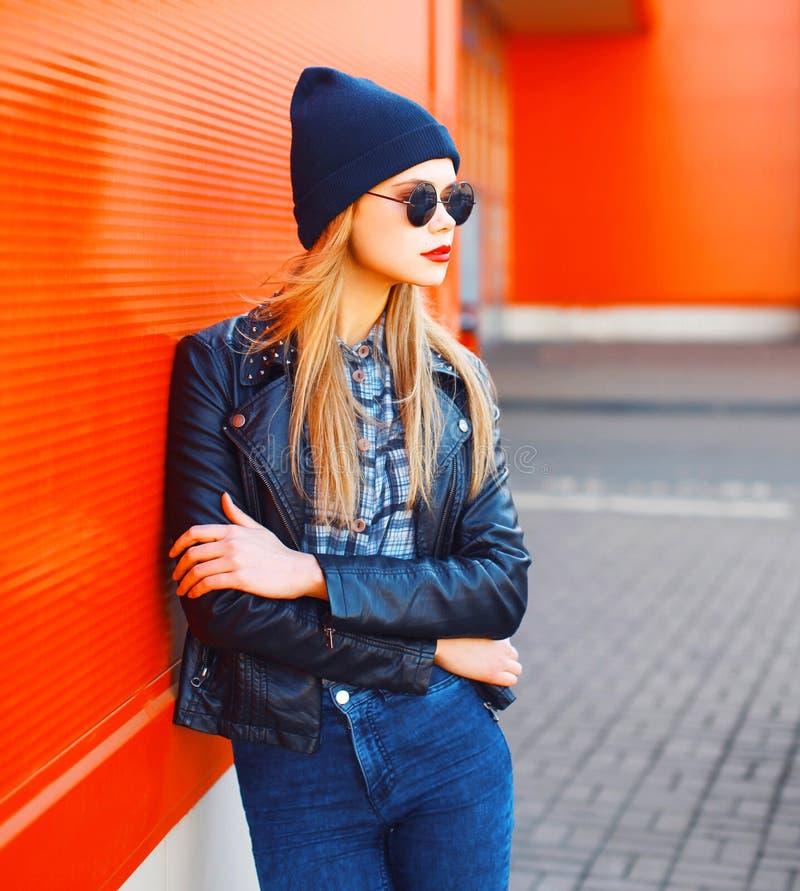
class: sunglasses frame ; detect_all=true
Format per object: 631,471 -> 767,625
365,181 -> 476,227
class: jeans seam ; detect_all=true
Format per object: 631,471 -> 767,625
367,698 -> 397,791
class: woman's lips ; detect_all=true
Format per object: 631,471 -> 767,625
421,245 -> 451,262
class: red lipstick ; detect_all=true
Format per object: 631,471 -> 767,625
421,245 -> 451,262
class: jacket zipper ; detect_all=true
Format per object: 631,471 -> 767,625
191,647 -> 211,688
225,428 -> 302,550
321,622 -> 426,656
250,462 -> 301,549
434,468 -> 457,557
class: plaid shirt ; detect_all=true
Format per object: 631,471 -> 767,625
302,312 -> 416,559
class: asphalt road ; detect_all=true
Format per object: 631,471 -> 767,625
502,408 -> 800,503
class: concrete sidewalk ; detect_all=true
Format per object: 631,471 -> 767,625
483,341 -> 800,411
489,339 -> 800,891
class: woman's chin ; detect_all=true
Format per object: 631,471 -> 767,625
408,268 -> 450,288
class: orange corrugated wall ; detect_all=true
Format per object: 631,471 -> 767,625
0,1 -> 460,887
508,0 -> 800,307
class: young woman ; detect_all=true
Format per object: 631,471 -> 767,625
166,66 -> 530,891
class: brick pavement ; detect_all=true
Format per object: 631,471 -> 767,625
493,339 -> 800,891
504,509 -> 800,891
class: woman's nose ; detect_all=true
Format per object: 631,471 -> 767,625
429,201 -> 456,232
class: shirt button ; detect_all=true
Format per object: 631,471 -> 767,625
351,518 -> 367,533
357,437 -> 371,452
335,690 -> 350,705
458,418 -> 469,432
231,413 -> 246,428
356,344 -> 371,358
352,369 -> 366,383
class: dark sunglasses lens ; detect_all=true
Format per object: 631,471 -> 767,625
406,182 -> 438,226
445,182 -> 475,226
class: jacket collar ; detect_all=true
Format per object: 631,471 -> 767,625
236,310 -> 460,388
236,313 -> 297,388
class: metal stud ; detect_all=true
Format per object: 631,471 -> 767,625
247,373 -> 253,380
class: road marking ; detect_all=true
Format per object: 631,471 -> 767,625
514,492 -> 794,520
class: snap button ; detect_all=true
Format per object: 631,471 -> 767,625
335,690 -> 350,705
357,437 -> 371,452
351,518 -> 366,533
352,369 -> 366,383
458,418 -> 469,432
231,413 -> 246,428
357,344 -> 371,358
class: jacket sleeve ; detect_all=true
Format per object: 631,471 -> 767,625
316,389 -> 531,641
166,333 -> 435,693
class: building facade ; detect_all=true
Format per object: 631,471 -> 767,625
0,2 -> 797,888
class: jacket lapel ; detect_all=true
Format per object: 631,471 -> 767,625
225,320 -> 473,555
224,375 -> 307,548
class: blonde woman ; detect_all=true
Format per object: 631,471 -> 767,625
166,67 -> 530,891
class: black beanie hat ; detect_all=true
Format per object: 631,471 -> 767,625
290,66 -> 460,250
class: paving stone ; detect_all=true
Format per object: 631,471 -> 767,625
749,864 -> 795,891
581,879 -> 664,891
584,851 -> 632,878
530,823 -> 572,845
496,351 -> 800,888
567,825 -> 606,850
533,877 -> 579,891
509,870 -> 541,891
628,854 -> 672,881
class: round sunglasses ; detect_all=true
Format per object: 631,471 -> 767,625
365,181 -> 476,227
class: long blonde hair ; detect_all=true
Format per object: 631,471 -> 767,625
252,206 -> 497,527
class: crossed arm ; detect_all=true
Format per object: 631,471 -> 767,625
170,491 -> 523,687
167,333 -> 528,692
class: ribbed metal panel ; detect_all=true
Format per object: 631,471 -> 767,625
0,0 -> 433,877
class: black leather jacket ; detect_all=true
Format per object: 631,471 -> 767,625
166,309 -> 530,754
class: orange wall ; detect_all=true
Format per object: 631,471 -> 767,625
461,0 -> 511,340
509,0 -> 800,307
0,1 -> 458,887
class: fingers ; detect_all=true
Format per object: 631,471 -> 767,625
168,493 -> 261,560
183,571 -> 232,599
176,556 -> 232,597
221,492 -> 261,528
496,639 -> 522,686
168,523 -> 232,559
172,540 -> 226,584
495,658 -> 522,686
497,672 -> 518,687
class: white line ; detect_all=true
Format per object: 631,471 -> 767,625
514,492 -> 794,520
495,305 -> 800,342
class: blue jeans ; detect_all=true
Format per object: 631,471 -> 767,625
232,667 -> 514,891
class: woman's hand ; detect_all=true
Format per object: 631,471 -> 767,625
169,493 -> 327,601
434,638 -> 522,687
